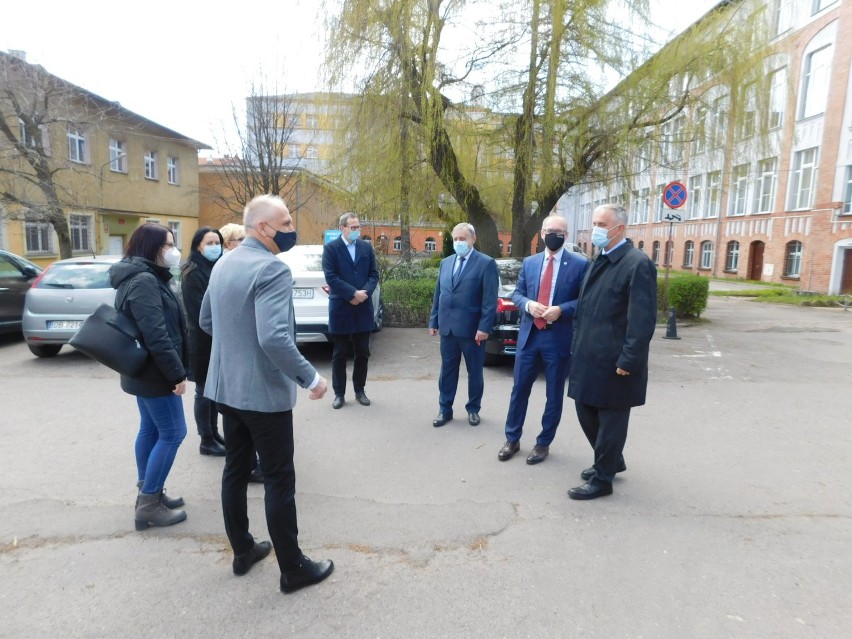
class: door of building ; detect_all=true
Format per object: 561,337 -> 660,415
108,236 -> 124,255
749,241 -> 765,281
841,249 -> 852,294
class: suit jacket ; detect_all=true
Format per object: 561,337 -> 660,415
429,249 -> 498,338
512,248 -> 590,358
322,236 -> 379,334
199,237 -> 317,412
567,238 -> 657,408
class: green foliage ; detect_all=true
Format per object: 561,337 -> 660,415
659,275 -> 709,318
381,278 -> 436,327
419,255 -> 442,269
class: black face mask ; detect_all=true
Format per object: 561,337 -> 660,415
272,230 -> 298,253
544,232 -> 565,252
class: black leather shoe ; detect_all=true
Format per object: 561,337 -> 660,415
497,440 -> 520,461
280,555 -> 334,593
332,395 -> 345,409
468,412 -> 481,426
233,540 -> 272,576
568,481 -> 614,500
355,391 -> 371,406
526,445 -> 549,465
199,438 -> 226,456
580,460 -> 627,481
432,413 -> 453,427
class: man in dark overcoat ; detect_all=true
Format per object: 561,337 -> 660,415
322,212 -> 380,409
567,203 -> 657,500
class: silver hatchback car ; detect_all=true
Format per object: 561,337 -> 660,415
23,255 -> 123,357
276,244 -> 383,343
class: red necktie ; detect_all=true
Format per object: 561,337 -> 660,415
534,256 -> 554,329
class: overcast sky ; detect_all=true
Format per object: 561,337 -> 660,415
0,0 -> 719,153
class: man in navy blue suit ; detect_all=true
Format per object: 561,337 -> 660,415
322,213 -> 380,409
497,215 -> 590,464
428,223 -> 498,427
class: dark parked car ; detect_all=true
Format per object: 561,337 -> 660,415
0,250 -> 42,335
484,258 -> 523,366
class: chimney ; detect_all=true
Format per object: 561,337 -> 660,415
8,50 -> 27,62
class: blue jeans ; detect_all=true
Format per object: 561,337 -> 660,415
136,395 -> 187,494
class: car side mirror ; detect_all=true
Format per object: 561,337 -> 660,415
22,266 -> 39,279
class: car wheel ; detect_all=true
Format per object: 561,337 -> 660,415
28,344 -> 62,358
373,300 -> 384,332
484,351 -> 501,367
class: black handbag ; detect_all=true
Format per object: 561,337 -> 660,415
70,289 -> 148,376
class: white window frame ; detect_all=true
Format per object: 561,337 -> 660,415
109,139 -> 127,173
784,241 -> 802,277
287,145 -> 300,159
144,151 -> 158,180
688,175 -> 702,219
772,0 -> 793,37
19,118 -> 36,147
167,156 -> 179,184
305,115 -> 318,128
639,188 -> 650,224
710,95 -> 728,149
393,236 -> 401,252
651,241 -> 660,265
692,105 -> 707,155
67,127 -> 86,163
70,214 -> 93,253
729,164 -> 750,216
755,157 -> 777,213
789,147 -> 819,210
306,145 -> 318,160
25,217 -> 54,254
725,240 -> 740,272
424,237 -> 436,252
800,45 -> 832,120
843,165 -> 852,214
168,221 -> 181,250
655,184 -> 666,222
684,240 -> 695,267
706,171 -> 721,218
700,241 -> 714,269
812,0 -> 838,15
767,67 -> 786,130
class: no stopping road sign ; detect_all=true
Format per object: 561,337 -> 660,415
663,181 -> 687,209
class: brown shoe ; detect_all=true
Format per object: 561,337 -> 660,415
526,445 -> 549,465
497,440 -> 520,461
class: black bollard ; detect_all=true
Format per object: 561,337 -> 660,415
663,306 -> 680,340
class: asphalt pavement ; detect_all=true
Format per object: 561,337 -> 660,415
1,296 -> 850,638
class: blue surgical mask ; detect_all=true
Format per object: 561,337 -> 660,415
347,229 -> 361,242
453,241 -> 471,257
202,244 -> 222,261
591,226 -> 612,248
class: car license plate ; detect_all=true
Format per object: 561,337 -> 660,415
47,320 -> 83,330
292,288 -> 314,299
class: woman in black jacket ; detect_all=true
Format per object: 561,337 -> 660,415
109,223 -> 189,531
181,227 -> 225,456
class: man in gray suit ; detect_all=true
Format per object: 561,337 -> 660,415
200,194 -> 334,594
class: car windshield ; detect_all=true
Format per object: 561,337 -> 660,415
36,263 -> 113,289
281,252 -> 324,272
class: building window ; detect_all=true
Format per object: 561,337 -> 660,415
772,0 -> 793,36
306,145 -> 318,159
144,151 -> 158,179
167,157 -> 179,184
688,175 -> 702,219
19,119 -> 36,147
651,241 -> 660,265
767,67 -> 786,130
305,115 -> 318,128
706,171 -> 721,218
812,0 -> 838,15
629,190 -> 640,225
637,240 -> 644,251
168,221 -> 181,250
639,188 -> 650,224
754,158 -> 777,213
25,217 -> 53,254
710,94 -> 728,149
725,241 -> 740,272
784,241 -> 802,277
800,45 -> 832,119
729,164 -> 750,216
109,139 -> 126,173
735,83 -> 756,140
843,166 -> 852,214
70,215 -> 93,252
67,127 -> 86,163
497,240 -> 504,255
507,242 -> 513,254
692,105 -> 707,155
425,237 -> 436,252
287,145 -> 300,159
393,236 -> 401,252
655,184 -> 665,222
789,147 -> 819,210
700,241 -> 714,269
684,240 -> 695,267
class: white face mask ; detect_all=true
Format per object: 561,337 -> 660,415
161,246 -> 181,267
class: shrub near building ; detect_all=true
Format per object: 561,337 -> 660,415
659,275 -> 709,318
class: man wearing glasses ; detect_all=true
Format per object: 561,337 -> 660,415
322,212 -> 380,409
497,215 -> 589,465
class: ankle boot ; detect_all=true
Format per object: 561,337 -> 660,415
200,436 -> 226,456
136,481 -> 184,509
135,491 -> 187,531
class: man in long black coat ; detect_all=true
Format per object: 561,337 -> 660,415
567,203 -> 657,500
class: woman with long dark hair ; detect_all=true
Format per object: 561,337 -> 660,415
109,223 -> 189,530
181,226 -> 225,456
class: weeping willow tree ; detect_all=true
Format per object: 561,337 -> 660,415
324,0 -> 768,256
